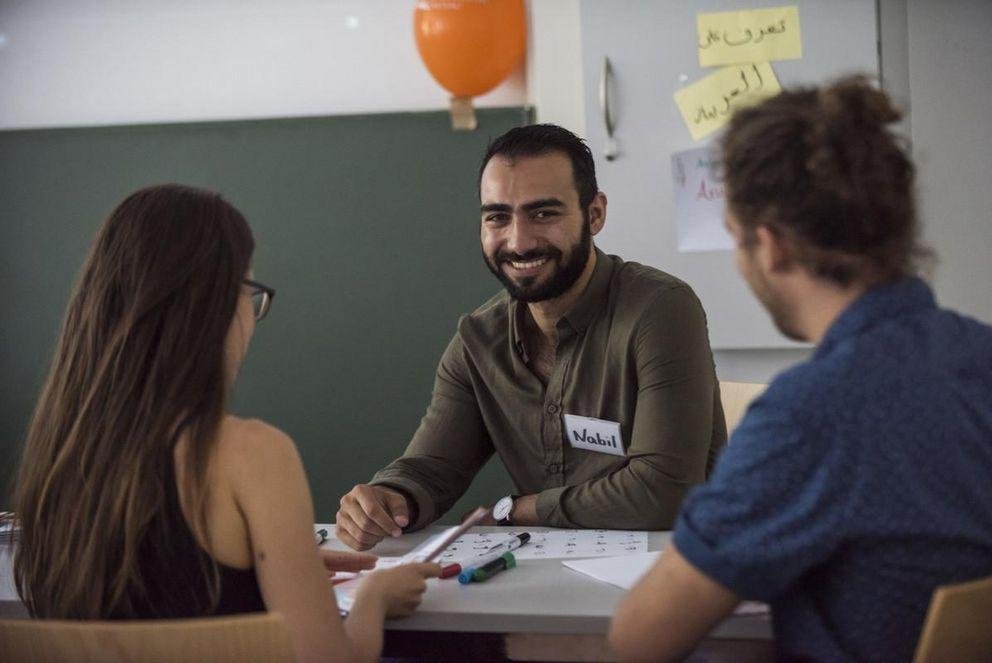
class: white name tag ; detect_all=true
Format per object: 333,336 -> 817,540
563,414 -> 626,457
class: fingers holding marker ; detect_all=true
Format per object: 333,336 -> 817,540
404,562 -> 442,579
368,562 -> 441,618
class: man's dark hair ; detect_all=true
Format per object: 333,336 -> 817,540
722,75 -> 930,286
478,124 -> 598,211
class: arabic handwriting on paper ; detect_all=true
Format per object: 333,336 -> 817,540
673,62 -> 781,141
671,145 -> 735,253
697,5 -> 802,67
433,529 -> 648,561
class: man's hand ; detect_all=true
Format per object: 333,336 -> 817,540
336,484 -> 411,551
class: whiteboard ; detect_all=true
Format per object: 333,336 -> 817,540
579,0 -> 878,348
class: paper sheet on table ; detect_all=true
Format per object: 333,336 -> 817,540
332,557 -> 410,614
328,521 -> 489,614
431,529 -> 648,562
563,552 -> 769,616
671,144 -> 734,252
673,62 -> 781,141
333,578 -> 360,614
697,5 -> 802,67
329,531 -> 465,614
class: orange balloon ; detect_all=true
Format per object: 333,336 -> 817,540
414,0 -> 527,98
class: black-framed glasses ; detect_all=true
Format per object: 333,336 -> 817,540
243,279 -> 275,322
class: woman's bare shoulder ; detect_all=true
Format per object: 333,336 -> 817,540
215,415 -> 303,482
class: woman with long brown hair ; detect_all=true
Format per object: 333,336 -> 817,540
12,184 -> 439,662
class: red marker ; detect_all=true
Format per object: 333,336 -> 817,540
440,563 -> 463,579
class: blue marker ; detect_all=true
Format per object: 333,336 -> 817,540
458,533 -> 530,583
471,552 -> 516,582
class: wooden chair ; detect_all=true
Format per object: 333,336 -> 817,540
0,611 -> 293,663
718,381 -> 767,435
914,575 -> 992,663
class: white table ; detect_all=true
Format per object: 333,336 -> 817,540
2,528 -> 773,661
0,544 -> 26,619
327,526 -> 772,661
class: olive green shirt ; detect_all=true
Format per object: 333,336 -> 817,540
372,249 -> 726,530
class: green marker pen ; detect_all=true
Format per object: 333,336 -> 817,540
470,552 -> 516,582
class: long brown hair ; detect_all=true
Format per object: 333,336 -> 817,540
13,184 -> 254,618
722,74 -> 928,286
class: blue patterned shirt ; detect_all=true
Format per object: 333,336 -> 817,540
674,278 -> 992,661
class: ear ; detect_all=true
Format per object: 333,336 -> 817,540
753,225 -> 795,274
588,192 -> 607,236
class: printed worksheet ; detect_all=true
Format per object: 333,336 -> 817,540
431,529 -> 647,562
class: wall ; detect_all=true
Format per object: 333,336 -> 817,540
527,0 -> 586,137
560,0 -> 992,386
0,109 -> 526,521
718,0 -> 992,384
0,0 -> 533,519
0,0 -> 526,129
907,0 -> 992,326
0,0 -> 807,390
717,0 -> 992,384
4,0 -> 988,442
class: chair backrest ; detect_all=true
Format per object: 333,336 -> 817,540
0,611 -> 293,663
914,575 -> 992,663
718,381 -> 767,436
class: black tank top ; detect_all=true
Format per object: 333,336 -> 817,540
124,458 -> 265,619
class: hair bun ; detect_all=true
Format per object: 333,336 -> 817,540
806,75 -> 902,182
818,74 -> 902,131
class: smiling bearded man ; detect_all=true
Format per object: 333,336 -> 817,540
335,124 -> 726,550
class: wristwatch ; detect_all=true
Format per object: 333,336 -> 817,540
492,494 -> 519,526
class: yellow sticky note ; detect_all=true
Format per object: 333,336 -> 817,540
698,5 -> 802,67
673,63 -> 781,141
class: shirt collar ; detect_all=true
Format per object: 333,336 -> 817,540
510,247 -> 614,356
816,277 -> 936,358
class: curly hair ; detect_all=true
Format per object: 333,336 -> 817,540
722,75 -> 930,286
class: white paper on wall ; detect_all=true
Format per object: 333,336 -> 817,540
671,145 -> 735,252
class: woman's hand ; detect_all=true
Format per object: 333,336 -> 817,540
357,562 -> 442,618
319,549 -> 377,580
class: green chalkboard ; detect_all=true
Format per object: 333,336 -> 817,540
0,108 -> 529,523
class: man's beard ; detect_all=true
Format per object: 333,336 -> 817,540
747,268 -> 806,342
484,222 -> 592,303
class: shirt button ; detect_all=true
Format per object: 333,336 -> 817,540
547,404 -> 559,414
547,463 -> 560,473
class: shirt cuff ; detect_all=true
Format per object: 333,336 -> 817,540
535,486 -> 570,527
672,513 -> 771,602
369,477 -> 436,532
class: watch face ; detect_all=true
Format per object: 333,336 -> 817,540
492,496 -> 513,521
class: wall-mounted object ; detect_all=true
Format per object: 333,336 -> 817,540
414,0 -> 527,130
580,0 -> 877,350
599,57 -> 619,161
